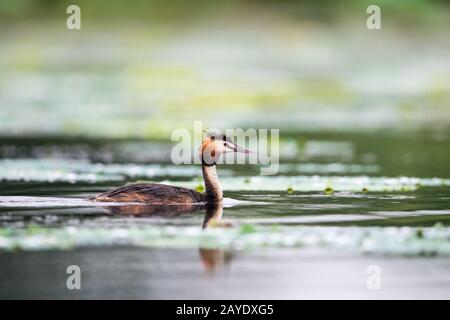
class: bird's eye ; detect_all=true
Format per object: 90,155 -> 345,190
223,142 -> 227,146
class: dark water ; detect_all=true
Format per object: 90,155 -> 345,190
2,247 -> 450,299
0,132 -> 449,299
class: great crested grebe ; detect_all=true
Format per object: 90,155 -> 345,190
90,130 -> 250,204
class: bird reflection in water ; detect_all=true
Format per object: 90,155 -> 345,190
105,202 -> 204,217
200,203 -> 233,275
103,202 -> 233,275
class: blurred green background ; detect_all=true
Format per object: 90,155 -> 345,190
0,0 -> 449,138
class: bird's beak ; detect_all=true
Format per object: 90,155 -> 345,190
231,143 -> 251,154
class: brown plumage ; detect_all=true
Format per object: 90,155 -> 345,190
91,183 -> 205,204
89,129 -> 250,205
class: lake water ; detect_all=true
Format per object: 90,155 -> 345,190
1,17 -> 450,299
0,132 -> 449,299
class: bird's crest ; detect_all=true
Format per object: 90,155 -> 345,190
202,129 -> 232,142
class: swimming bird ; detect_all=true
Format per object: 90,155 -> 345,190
90,130 -> 249,204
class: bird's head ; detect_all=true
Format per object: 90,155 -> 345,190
200,129 -> 250,165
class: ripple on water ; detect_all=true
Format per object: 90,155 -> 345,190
0,196 -> 267,208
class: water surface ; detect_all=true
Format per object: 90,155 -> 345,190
0,132 -> 449,299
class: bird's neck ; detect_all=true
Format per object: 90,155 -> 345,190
202,164 -> 223,202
